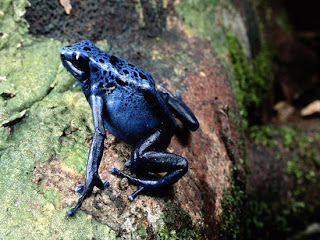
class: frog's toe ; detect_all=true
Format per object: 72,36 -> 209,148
110,167 -> 141,185
157,84 -> 164,91
66,195 -> 85,216
75,184 -> 84,193
72,81 -> 80,88
175,89 -> 182,100
67,209 -> 75,216
157,84 -> 173,97
110,167 -> 126,178
109,166 -> 117,174
158,84 -> 183,101
103,181 -> 110,188
125,160 -> 131,167
128,186 -> 144,202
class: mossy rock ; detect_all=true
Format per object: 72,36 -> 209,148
0,0 -> 260,239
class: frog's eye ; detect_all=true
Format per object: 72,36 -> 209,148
72,54 -> 89,72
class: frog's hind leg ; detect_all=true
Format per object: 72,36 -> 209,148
110,153 -> 187,201
157,85 -> 199,131
110,128 -> 188,201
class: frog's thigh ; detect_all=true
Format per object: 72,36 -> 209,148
110,128 -> 188,201
130,128 -> 188,176
127,149 -> 188,191
132,128 -> 173,158
132,151 -> 188,174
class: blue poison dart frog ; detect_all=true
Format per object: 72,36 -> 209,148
60,40 -> 199,215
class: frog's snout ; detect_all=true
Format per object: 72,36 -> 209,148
59,47 -> 72,62
59,46 -> 90,81
59,47 -> 73,71
60,51 -> 66,60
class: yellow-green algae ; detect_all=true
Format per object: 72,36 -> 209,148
0,1 -> 117,239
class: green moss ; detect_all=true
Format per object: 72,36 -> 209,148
0,1 -> 116,238
246,193 -> 307,239
249,125 -> 305,148
60,129 -> 91,175
157,201 -> 201,240
281,127 -> 296,147
176,0 -> 233,79
276,10 -> 292,32
137,221 -> 147,239
218,184 -> 245,240
96,39 -> 110,52
246,125 -> 320,239
176,0 -> 220,39
227,31 -> 273,129
41,186 -> 62,207
249,125 -> 276,145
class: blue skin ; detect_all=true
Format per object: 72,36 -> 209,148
60,40 -> 199,215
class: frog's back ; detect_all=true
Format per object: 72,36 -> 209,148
88,51 -> 173,145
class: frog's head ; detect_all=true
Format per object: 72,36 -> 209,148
60,40 -> 96,81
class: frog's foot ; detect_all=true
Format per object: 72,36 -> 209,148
73,80 -> 81,88
125,160 -> 131,167
110,167 -> 135,181
75,184 -> 84,193
110,151 -> 187,202
110,167 -> 146,201
67,175 -> 109,216
116,129 -> 189,201
67,195 -> 85,216
74,181 -> 109,193
129,187 -> 144,202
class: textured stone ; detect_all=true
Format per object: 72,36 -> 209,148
0,0 -> 254,239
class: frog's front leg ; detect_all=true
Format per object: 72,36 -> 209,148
110,128 -> 188,201
157,85 -> 199,131
67,95 -> 110,216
